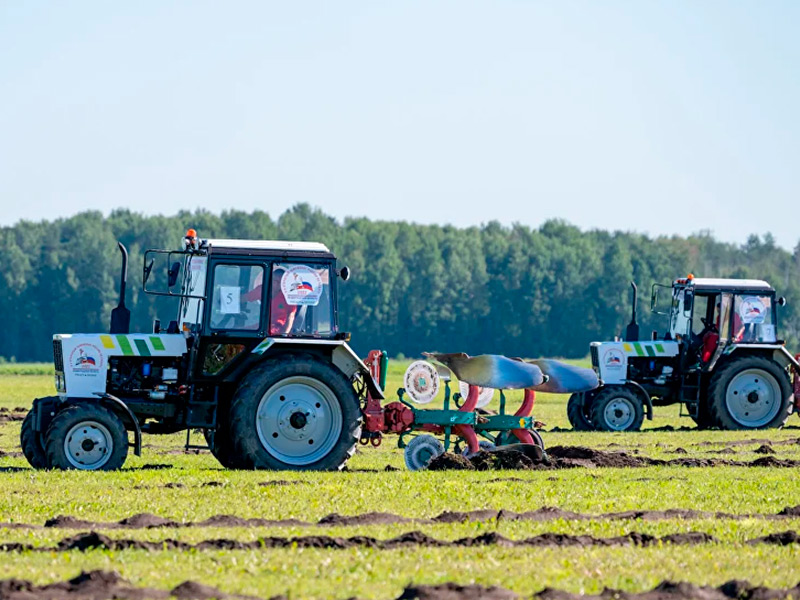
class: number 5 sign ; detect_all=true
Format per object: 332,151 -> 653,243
219,286 -> 241,314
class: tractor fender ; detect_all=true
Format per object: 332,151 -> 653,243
624,381 -> 654,420
31,394 -> 142,457
714,344 -> 800,373
93,393 -> 142,457
251,338 -> 384,400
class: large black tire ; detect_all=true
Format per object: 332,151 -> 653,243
707,356 -> 792,430
567,393 -> 594,431
45,404 -> 128,471
203,417 -> 252,470
20,409 -> 47,469
589,386 -> 645,432
689,401 -> 716,430
229,355 -> 361,470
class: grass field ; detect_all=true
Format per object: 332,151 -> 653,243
1,362 -> 800,598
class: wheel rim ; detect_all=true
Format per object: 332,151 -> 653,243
64,421 -> 113,470
256,376 -> 343,466
725,368 -> 782,427
603,398 -> 636,430
404,435 -> 444,470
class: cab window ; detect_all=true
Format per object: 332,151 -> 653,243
732,295 -> 775,343
670,289 -> 691,339
209,264 -> 264,331
270,263 -> 333,337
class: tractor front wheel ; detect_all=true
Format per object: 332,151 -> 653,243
45,404 -> 128,471
708,356 -> 792,430
567,393 -> 594,431
589,386 -> 644,432
229,355 -> 361,470
20,409 -> 47,469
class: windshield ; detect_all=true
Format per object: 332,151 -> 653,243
669,289 -> 691,339
732,295 -> 776,343
269,263 -> 334,337
179,255 -> 207,328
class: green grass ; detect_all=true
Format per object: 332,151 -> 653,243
0,362 -> 54,376
2,364 -> 800,598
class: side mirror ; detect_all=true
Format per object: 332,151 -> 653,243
339,266 -> 351,281
778,296 -> 787,307
167,262 -> 181,287
684,289 -> 694,313
143,259 -> 155,285
650,288 -> 658,312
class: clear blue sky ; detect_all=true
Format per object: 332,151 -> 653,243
1,2 -> 798,248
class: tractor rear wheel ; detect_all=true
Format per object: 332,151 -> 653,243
708,356 -> 792,430
589,386 -> 644,432
203,426 -> 252,470
20,409 -> 47,469
203,406 -> 252,470
567,393 -> 594,431
229,355 -> 361,470
45,404 -> 128,471
689,401 -> 716,430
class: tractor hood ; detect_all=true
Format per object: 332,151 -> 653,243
53,333 -> 187,398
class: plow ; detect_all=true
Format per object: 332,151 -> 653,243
361,351 -> 597,470
19,230 -> 598,472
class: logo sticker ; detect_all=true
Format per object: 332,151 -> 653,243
739,296 -> 767,324
603,349 -> 625,370
281,266 -> 323,306
69,343 -> 104,377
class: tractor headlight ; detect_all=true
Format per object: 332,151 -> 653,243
54,373 -> 66,393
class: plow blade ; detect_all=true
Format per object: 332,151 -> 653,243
526,359 -> 599,394
423,353 -> 544,390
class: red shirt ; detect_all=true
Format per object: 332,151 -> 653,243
270,293 -> 297,335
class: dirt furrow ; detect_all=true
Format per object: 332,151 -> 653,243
428,445 -> 800,470
6,529 -> 796,552
3,572 -> 800,600
2,503 -> 798,531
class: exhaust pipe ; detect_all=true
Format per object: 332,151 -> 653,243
109,242 -> 131,334
625,281 -> 640,342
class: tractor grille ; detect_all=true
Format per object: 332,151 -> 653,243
53,340 -> 64,372
590,344 -> 599,368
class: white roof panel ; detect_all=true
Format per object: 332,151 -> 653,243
679,278 -> 773,291
206,239 -> 330,253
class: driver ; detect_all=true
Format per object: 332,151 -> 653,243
268,268 -> 297,335
700,301 -> 721,363
240,268 -> 298,335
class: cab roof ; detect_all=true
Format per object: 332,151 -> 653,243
203,238 -> 335,260
677,278 -> 774,292
205,239 -> 330,252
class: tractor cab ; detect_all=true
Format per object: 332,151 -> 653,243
653,276 -> 782,367
143,231 -> 355,382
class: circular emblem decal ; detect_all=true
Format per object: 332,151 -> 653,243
69,343 -> 104,375
603,349 -> 625,370
280,266 -> 323,306
739,296 -> 767,324
404,361 -> 440,404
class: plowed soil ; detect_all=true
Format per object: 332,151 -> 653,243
18,529 -> 800,553
2,503 -> 797,531
427,445 -> 800,471
4,573 -> 800,600
0,569 -> 268,600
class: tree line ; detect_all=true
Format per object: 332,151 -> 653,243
1,204 -> 799,363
